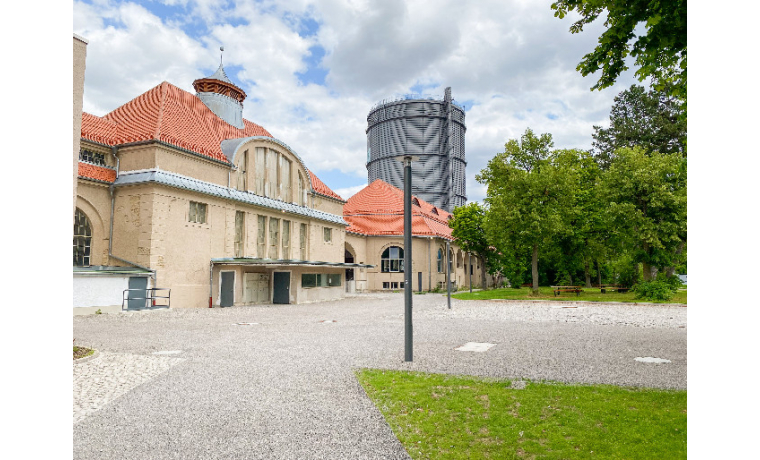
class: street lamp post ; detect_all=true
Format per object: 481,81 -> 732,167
396,155 -> 418,362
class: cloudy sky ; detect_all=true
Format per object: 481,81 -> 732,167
73,0 -> 643,202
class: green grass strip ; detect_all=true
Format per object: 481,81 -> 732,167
452,286 -> 687,304
357,369 -> 686,459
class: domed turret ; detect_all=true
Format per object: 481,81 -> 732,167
192,53 -> 247,128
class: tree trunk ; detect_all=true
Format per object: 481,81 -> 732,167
584,258 -> 592,288
642,262 -> 653,281
531,244 -> 539,295
664,241 -> 685,277
596,260 -> 602,287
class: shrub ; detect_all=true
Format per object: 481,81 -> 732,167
633,279 -> 677,302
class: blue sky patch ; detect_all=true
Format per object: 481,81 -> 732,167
296,45 -> 327,86
546,113 -> 559,120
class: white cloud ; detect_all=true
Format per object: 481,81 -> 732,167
75,0 -> 645,203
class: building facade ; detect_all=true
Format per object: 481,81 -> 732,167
75,62 -> 368,313
343,180 -> 490,292
366,88 -> 466,212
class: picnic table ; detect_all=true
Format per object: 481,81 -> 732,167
597,284 -> 629,294
551,285 -> 584,296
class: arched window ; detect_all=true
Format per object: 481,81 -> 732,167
73,208 -> 92,266
381,246 -> 404,273
437,248 -> 444,273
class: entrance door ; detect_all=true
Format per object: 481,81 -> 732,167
272,272 -> 290,304
220,271 -> 235,307
127,277 -> 148,310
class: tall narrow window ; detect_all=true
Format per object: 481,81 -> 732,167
300,223 -> 307,260
298,172 -> 305,206
255,148 -> 266,196
437,248 -> 444,273
266,149 -> 278,198
234,211 -> 245,257
257,216 -> 267,257
189,201 -> 207,224
282,220 -> 290,259
237,150 -> 247,191
268,218 -> 280,259
281,157 -> 291,202
381,246 -> 404,273
73,208 -> 92,266
323,227 -> 332,243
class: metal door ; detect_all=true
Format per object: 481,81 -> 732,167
127,277 -> 148,310
272,272 -> 290,304
220,271 -> 235,307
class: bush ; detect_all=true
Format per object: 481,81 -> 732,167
633,279 -> 677,302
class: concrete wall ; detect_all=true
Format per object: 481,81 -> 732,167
73,274 -> 133,314
74,35 -> 87,220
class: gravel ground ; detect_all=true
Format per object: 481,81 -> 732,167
73,293 -> 686,459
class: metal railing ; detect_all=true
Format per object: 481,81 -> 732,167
122,288 -> 171,310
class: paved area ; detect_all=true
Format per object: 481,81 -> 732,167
73,293 -> 686,459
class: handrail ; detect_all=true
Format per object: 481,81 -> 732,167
122,288 -> 171,310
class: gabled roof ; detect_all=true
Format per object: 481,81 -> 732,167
308,169 -> 345,201
80,81 -> 271,162
343,179 -> 453,239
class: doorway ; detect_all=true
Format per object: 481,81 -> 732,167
220,271 -> 235,307
273,272 -> 290,304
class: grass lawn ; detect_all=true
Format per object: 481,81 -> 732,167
452,286 -> 686,304
73,346 -> 94,360
357,369 -> 686,459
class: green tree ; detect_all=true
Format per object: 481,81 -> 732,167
551,0 -> 687,107
600,146 -> 687,280
593,84 -> 687,168
449,202 -> 494,290
477,129 -> 576,295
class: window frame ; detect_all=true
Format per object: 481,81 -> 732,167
381,246 -> 404,273
189,201 -> 207,224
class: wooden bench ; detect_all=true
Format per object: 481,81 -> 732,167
552,286 -> 584,296
597,284 -> 629,294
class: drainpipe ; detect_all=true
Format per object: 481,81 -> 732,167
108,146 -> 156,286
209,260 -> 214,308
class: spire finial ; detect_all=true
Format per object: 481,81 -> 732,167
220,46 -> 224,66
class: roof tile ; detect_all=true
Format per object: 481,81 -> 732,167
343,180 -> 453,239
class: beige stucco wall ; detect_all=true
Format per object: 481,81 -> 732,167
345,234 -> 489,292
106,178 -> 345,308
74,35 -> 88,220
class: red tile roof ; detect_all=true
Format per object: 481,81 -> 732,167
78,162 -> 117,183
343,180 -> 453,239
80,82 -> 272,162
308,169 -> 345,201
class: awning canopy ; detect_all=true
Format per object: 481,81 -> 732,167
73,266 -> 152,276
210,257 -> 374,268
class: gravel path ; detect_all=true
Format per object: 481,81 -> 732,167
73,293 -> 686,459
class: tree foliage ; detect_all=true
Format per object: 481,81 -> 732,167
600,146 -> 687,280
477,129 -> 577,294
551,0 -> 687,107
449,202 -> 494,289
592,84 -> 687,168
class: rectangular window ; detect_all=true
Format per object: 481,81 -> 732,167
383,282 -> 390,289
79,149 -> 106,166
327,274 -> 341,287
257,216 -> 266,257
302,273 -> 317,288
234,211 -> 245,257
282,220 -> 290,259
298,172 -> 305,206
281,157 -> 291,202
323,227 -> 332,243
189,201 -> 207,224
268,218 -> 280,259
300,223 -> 307,260
255,148 -> 266,196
